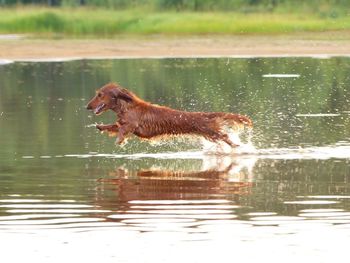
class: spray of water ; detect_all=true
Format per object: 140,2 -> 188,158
201,128 -> 257,155
84,122 -> 350,160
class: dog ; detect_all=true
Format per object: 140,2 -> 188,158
86,83 -> 252,146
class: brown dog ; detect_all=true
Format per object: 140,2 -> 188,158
86,83 -> 252,146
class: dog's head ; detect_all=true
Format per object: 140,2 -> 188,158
86,83 -> 133,115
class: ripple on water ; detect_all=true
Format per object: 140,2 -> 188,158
249,216 -> 306,226
0,198 -> 116,233
298,195 -> 350,199
107,199 -> 239,232
284,200 -> 339,205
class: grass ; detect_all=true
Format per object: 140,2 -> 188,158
0,7 -> 349,37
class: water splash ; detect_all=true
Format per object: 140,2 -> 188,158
25,124 -> 350,161
85,123 -> 99,128
201,129 -> 257,155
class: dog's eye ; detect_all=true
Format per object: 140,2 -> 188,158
97,93 -> 103,98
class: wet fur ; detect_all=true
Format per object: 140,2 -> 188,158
86,83 -> 253,146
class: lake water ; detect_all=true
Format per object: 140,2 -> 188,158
1,57 -> 350,262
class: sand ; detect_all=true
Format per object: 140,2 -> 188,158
1,33 -> 350,60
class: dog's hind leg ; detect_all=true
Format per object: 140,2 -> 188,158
220,133 -> 239,148
204,128 -> 239,148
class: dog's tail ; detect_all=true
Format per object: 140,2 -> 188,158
221,113 -> 253,129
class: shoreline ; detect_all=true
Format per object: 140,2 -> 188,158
1,34 -> 350,60
3,54 -> 349,63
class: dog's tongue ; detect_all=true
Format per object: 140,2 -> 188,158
94,103 -> 105,115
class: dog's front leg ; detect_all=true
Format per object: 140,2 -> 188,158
96,123 -> 120,137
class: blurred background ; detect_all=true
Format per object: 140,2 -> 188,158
0,0 -> 349,37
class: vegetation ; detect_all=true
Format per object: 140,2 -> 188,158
1,0 -> 350,14
0,7 -> 349,37
0,1 -> 349,37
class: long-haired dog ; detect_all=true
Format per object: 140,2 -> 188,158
86,83 -> 252,147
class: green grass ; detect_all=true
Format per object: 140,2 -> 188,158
0,7 -> 349,37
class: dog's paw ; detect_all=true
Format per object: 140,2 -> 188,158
115,137 -> 127,146
107,131 -> 117,137
96,124 -> 104,132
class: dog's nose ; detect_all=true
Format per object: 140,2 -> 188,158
86,104 -> 92,110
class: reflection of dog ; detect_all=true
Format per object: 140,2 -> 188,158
86,83 -> 252,146
99,165 -> 253,201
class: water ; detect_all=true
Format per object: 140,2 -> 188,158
1,57 -> 350,262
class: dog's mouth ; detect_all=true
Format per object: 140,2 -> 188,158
93,103 -> 106,115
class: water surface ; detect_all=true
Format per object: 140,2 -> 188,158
1,57 -> 350,262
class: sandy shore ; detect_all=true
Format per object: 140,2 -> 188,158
1,33 -> 350,60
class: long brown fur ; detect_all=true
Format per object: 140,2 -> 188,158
86,83 -> 253,146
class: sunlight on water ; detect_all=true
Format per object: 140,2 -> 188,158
60,141 -> 350,161
128,200 -> 232,204
262,74 -> 300,78
0,59 -> 13,65
296,113 -> 341,117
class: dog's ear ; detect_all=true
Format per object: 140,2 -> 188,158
119,88 -> 133,102
111,88 -> 133,102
